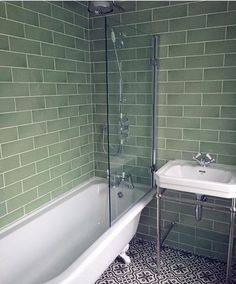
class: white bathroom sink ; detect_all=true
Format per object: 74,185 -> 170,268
155,160 -> 236,198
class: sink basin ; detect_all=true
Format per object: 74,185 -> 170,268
155,160 -> 236,198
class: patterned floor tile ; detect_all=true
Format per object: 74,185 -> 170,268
95,237 -> 236,284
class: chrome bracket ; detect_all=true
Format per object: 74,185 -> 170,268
150,58 -> 159,66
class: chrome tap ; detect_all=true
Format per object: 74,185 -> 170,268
121,172 -> 134,189
193,152 -> 215,167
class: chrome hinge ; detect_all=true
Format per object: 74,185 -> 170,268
150,58 -> 159,66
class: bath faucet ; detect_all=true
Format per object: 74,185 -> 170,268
121,172 -> 134,189
193,152 -> 215,167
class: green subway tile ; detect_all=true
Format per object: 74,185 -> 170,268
70,115 -> 88,127
55,58 -> 76,71
0,203 -> 6,217
168,69 -> 202,81
187,27 -> 225,43
23,171 -> 50,191
63,1 -> 87,16
0,82 -> 29,97
0,1 -> 6,17
10,37 -> 40,55
160,31 -> 186,45
0,175 -> 3,188
204,67 -> 236,80
57,83 -> 77,94
47,118 -> 69,132
185,81 -> 222,93
64,23 -> 84,38
221,107 -> 236,118
32,108 -> 58,122
218,155 -> 236,165
48,140 -> 70,156
61,147 -> 80,163
137,20 -> 169,34
4,163 -> 36,186
28,55 -> 54,70
36,155 -> 61,173
186,55 -> 223,68
201,118 -> 236,131
39,14 -> 64,32
227,26 -> 236,39
51,4 -> 74,23
0,18 -> 24,37
25,194 -> 51,214
183,129 -> 218,142
7,188 -> 37,212
30,83 -> 57,96
0,128 -> 17,144
43,70 -> 67,82
20,147 -> 48,166
0,182 -> 22,202
0,155 -> 20,174
25,25 -> 53,43
54,32 -> 75,48
207,11 -> 236,27
225,54 -> 236,66
0,111 -> 32,128
60,127 -> 80,141
223,81 -> 236,93
184,106 -> 220,118
158,127 -> 182,139
158,106 -> 183,117
0,50 -> 26,67
12,68 -> 43,82
160,57 -> 185,70
205,40 -> 236,54
0,35 -> 9,50
121,10 -> 151,25
189,1 -> 227,15
0,67 -> 12,82
166,139 -> 199,151
42,43 -> 65,58
219,131 -> 236,143
203,94 -> 236,105
65,48 -> 85,61
62,168 -> 82,184
229,1 -> 236,10
46,95 -> 69,108
0,98 -> 15,113
16,97 -> 45,111
58,106 -> 78,118
34,132 -> 59,148
168,94 -> 201,105
38,177 -> 61,196
0,208 -> 24,229
169,43 -> 204,57
2,138 -> 34,158
67,72 -> 87,83
159,82 -> 184,94
7,4 -> 39,26
154,4 -> 187,20
167,117 -> 200,128
23,1 -> 51,15
18,123 -> 46,139
170,15 -> 206,31
50,162 -> 72,179
137,1 -> 169,10
201,141 -> 236,156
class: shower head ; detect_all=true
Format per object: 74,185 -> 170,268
88,1 -> 113,15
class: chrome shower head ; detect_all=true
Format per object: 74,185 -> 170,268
88,1 -> 113,15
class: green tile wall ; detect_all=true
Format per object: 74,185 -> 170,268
0,1 -> 94,229
90,1 -> 236,261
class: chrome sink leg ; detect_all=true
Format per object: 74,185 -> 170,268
156,186 -> 161,274
226,198 -> 236,284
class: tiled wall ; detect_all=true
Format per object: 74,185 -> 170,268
90,1 -> 236,260
0,1 -> 94,229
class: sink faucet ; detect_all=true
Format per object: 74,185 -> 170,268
193,152 -> 215,167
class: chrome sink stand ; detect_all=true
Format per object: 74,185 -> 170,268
156,185 -> 236,284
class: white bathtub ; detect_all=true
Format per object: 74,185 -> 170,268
0,178 -> 154,284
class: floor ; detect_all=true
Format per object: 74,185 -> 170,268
95,237 -> 236,284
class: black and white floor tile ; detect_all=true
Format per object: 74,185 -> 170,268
95,237 -> 236,284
